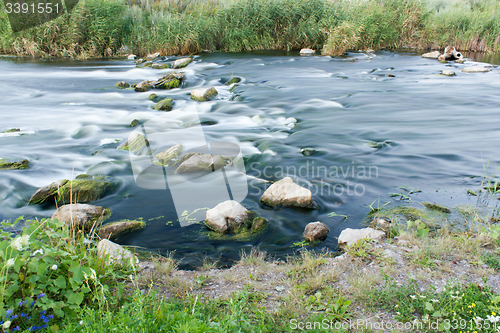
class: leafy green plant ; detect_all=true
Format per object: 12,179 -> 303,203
0,217 -> 130,320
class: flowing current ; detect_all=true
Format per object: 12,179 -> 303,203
1,51 -> 499,268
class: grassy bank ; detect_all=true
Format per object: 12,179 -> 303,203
1,210 -> 499,332
1,0 -> 500,58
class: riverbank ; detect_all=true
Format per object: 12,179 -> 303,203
1,0 -> 500,58
1,214 -> 499,332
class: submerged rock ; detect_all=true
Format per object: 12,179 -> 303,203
97,239 -> 137,264
151,62 -> 170,69
422,51 -> 441,59
2,128 -> 20,133
462,66 -> 491,73
155,73 -> 184,90
115,81 -> 130,89
175,153 -> 229,174
441,69 -> 456,76
190,87 -> 218,101
260,177 -> 314,208
303,222 -> 329,241
155,145 -> 182,166
145,52 -> 161,61
30,175 -> 118,205
118,133 -> 149,154
154,98 -> 173,111
337,227 -> 385,247
300,148 -> 317,156
129,119 -> 140,127
300,48 -> 315,55
51,203 -> 111,231
0,159 -> 29,170
172,57 -> 192,69
134,80 -> 154,92
98,219 -> 145,240
371,217 -> 392,232
225,77 -> 241,85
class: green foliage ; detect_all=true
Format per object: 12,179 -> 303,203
370,276 -> 500,332
0,218 -> 131,320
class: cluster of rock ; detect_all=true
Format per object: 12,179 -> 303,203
422,46 -> 493,76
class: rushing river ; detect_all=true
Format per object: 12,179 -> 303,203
1,51 -> 499,269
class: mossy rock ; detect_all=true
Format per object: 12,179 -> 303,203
115,81 -> 130,89
29,175 -> 118,205
172,57 -> 192,69
134,81 -> 154,92
190,87 -> 218,102
155,73 -> 184,90
151,63 -> 171,69
1,128 -> 20,133
154,98 -> 173,111
51,204 -> 112,232
154,145 -> 182,166
98,219 -> 146,241
175,153 -> 231,174
148,93 -> 158,101
129,119 -> 140,127
421,202 -> 451,214
0,159 -> 29,170
225,77 -> 241,85
118,133 -> 149,154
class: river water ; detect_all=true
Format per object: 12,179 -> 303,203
1,51 -> 499,268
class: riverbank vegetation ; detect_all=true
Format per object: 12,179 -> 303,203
1,0 -> 500,58
1,209 -> 499,332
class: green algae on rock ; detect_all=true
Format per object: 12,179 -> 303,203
190,87 -> 218,101
154,98 -> 173,111
422,202 -> 451,214
172,57 -> 192,69
155,73 -> 184,90
154,144 -> 182,167
1,128 -> 20,133
98,219 -> 146,241
29,175 -> 118,205
225,77 -> 241,85
115,81 -> 130,89
0,159 -> 29,170
118,133 -> 149,155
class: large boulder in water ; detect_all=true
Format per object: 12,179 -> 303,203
51,203 -> 111,231
29,175 -> 118,205
118,133 -> 149,154
134,80 -> 154,92
462,66 -> 492,73
422,51 -> 441,59
175,153 -> 229,174
155,73 -> 184,90
205,200 -> 267,235
0,159 -> 29,170
154,144 -> 182,166
154,98 -> 173,111
172,57 -> 192,69
303,222 -> 329,241
190,87 -> 218,101
98,219 -> 145,241
260,177 -> 314,208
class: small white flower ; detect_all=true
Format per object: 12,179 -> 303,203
79,320 -> 84,325
6,258 -> 15,268
51,264 -> 58,270
487,315 -> 500,323
2,321 -> 11,329
33,249 -> 44,256
410,295 -> 416,299
431,299 -> 439,303
20,234 -> 30,247
11,237 -> 22,251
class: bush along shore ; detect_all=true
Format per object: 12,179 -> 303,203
1,0 -> 500,58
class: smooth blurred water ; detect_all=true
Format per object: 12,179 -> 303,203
1,51 -> 499,269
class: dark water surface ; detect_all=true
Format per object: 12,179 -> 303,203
1,51 -> 499,269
